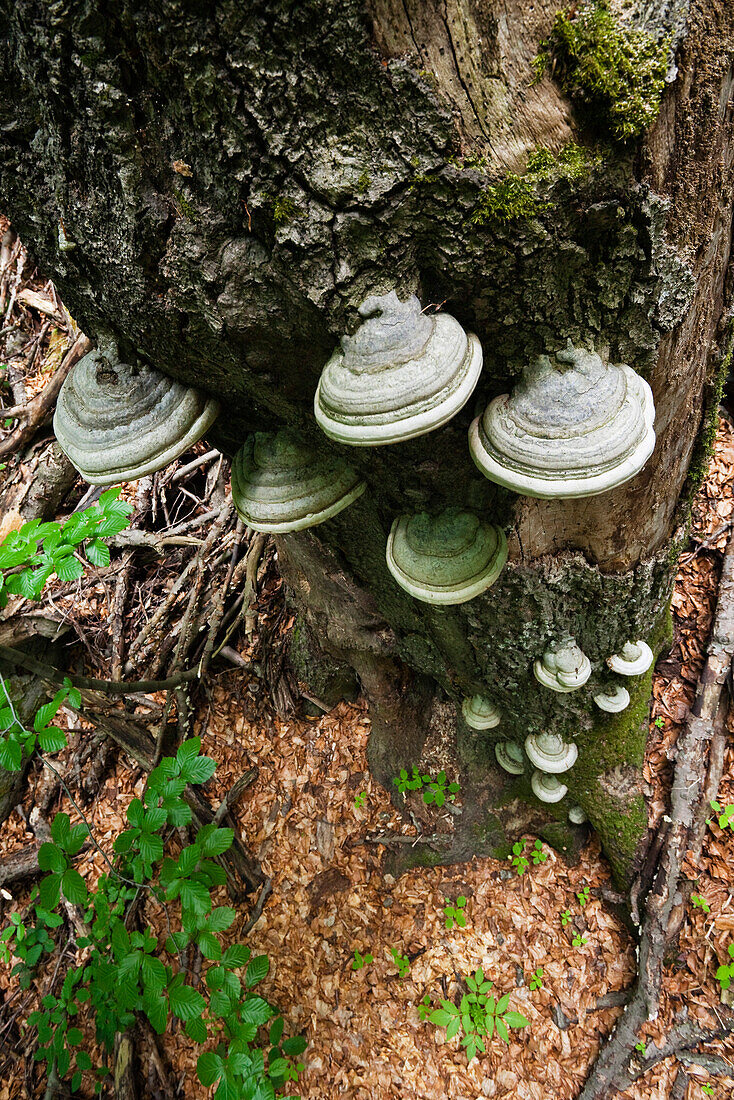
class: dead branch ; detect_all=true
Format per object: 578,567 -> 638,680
580,527 -> 734,1099
0,333 -> 91,460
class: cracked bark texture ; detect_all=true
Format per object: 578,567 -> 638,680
1,0 -> 733,883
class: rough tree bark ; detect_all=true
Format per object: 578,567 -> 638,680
1,0 -> 733,885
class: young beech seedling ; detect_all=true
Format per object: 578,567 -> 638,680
443,896 -> 467,930
421,968 -> 529,1062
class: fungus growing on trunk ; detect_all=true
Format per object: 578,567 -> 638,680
385,509 -> 507,605
593,683 -> 631,712
533,637 -> 592,692
495,741 -> 525,775
525,732 -> 578,773
231,430 -> 365,533
531,771 -> 568,804
53,347 -> 219,485
462,694 -> 501,730
607,639 -> 654,676
469,345 -> 655,498
315,291 -> 482,445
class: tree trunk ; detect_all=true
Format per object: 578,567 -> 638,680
1,0 -> 733,885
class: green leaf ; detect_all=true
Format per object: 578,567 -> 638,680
185,1015 -> 208,1043
197,931 -> 222,961
61,868 -> 88,905
282,1035 -> 307,1056
268,1057 -> 288,1078
496,1017 -> 509,1043
180,879 -> 211,917
38,727 -> 68,754
496,993 -> 510,1015
208,907 -> 236,933
138,832 -> 164,865
55,555 -> 84,583
503,1011 -> 529,1029
85,540 -> 110,567
246,954 -> 269,987
222,944 -> 251,969
66,1027 -> 83,1046
76,1051 -> 93,1071
428,1009 -> 452,1027
197,1052 -> 225,1087
38,843 -> 66,875
34,699 -> 63,731
200,827 -> 234,856
168,982 -> 206,1021
51,813 -> 71,847
446,1016 -> 460,1040
269,1016 -> 284,1045
142,955 -> 167,992
0,739 -> 23,771
182,756 -> 217,784
143,990 -> 168,1034
38,873 -> 61,910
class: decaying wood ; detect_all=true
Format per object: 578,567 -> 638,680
113,1033 -> 138,1100
0,841 -> 42,888
0,333 -> 90,460
580,527 -> 734,1099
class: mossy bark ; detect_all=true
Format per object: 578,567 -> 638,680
1,0 -> 733,885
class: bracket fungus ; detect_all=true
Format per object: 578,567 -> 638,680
607,639 -> 654,677
462,694 -> 501,730
593,683 -> 631,712
54,348 -> 219,485
568,805 -> 588,825
495,741 -> 524,775
525,732 -> 578,773
230,430 -> 366,533
468,345 -> 655,498
534,637 -> 591,693
386,509 -> 507,605
314,291 -> 483,446
531,771 -> 568,804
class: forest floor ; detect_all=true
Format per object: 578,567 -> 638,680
0,225 -> 733,1100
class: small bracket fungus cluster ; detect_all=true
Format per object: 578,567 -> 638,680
495,740 -> 525,775
386,510 -> 508,605
607,640 -> 654,676
534,637 -> 591,693
468,345 -> 655,499
525,732 -> 578,773
231,430 -> 365,533
462,695 -> 501,730
54,348 -> 220,485
314,292 -> 482,446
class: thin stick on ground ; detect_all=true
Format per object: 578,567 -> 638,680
580,527 -> 734,1099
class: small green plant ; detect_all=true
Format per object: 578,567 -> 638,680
560,909 -> 572,927
715,943 -> 734,991
422,968 -> 529,1061
392,766 -> 459,808
1,739 -> 306,1099
710,800 -> 734,830
691,893 -> 711,913
702,1084 -> 714,1096
418,993 -> 432,1021
390,948 -> 410,978
528,966 -> 544,991
531,840 -> 547,866
443,896 -> 467,930
572,934 -> 589,947
577,886 -> 591,908
353,791 -> 367,809
653,716 -> 665,728
635,1040 -> 646,1054
510,839 -> 529,875
351,949 -> 373,971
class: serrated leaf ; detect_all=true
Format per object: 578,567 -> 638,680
208,907 -> 236,933
54,555 -> 84,583
0,739 -> 23,771
239,995 -> 273,1026
38,873 -> 61,910
197,930 -> 222,960
185,1014 -> 208,1043
168,982 -> 206,1021
446,1016 -> 460,1040
503,1011 -> 529,1029
139,832 -> 164,865
496,993 -> 510,1015
38,727 -> 68,754
496,1017 -> 509,1043
197,1051 -> 224,1088
182,756 -> 217,784
222,944 -> 250,969
143,990 -> 168,1034
84,540 -> 110,567
142,954 -> 167,992
282,1035 -> 307,1056
51,813 -> 71,847
428,1009 -> 452,1027
180,879 -> 211,917
200,827 -> 234,856
38,843 -> 66,875
61,868 -> 88,905
268,1056 -> 288,1078
246,954 -> 269,987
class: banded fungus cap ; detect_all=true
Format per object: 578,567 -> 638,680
314,291 -> 483,446
607,639 -> 653,677
531,770 -> 568,804
568,805 -> 588,825
524,732 -> 578,774
386,509 -> 507,605
462,694 -> 501,730
231,430 -> 366,533
468,345 -> 655,498
495,741 -> 524,775
593,683 -> 631,712
53,348 -> 220,485
534,637 -> 591,693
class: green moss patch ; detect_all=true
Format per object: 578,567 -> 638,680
536,2 -> 670,142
